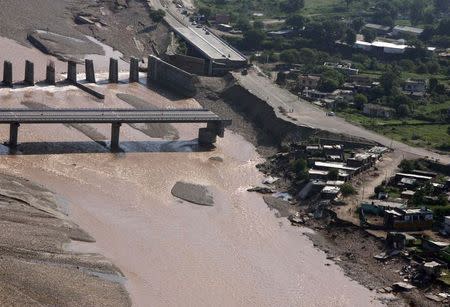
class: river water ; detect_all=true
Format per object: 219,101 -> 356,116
0,38 -> 383,306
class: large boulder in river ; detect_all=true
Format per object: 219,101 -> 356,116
171,181 -> 214,206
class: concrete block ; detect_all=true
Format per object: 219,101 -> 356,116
3,61 -> 13,87
129,57 -> 139,83
85,59 -> 96,83
198,128 -> 217,146
67,61 -> 77,83
109,58 -> 118,83
46,61 -> 56,85
24,60 -> 34,86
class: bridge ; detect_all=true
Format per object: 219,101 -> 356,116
0,109 -> 231,150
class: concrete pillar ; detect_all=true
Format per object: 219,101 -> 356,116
9,123 -> 20,148
67,61 -> 77,83
109,58 -> 118,83
24,61 -> 34,86
198,127 -> 217,146
129,57 -> 139,83
147,56 -> 157,84
207,60 -> 213,76
111,122 -> 121,151
207,122 -> 224,138
3,61 -> 13,87
85,59 -> 96,83
46,61 -> 56,85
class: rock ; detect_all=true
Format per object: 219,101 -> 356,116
425,293 -> 444,302
247,186 -> 273,194
209,156 -> 223,162
392,282 -> 415,292
171,182 -> 214,206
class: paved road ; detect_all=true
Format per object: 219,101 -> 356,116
233,69 -> 450,164
146,0 -> 246,63
0,109 -> 229,124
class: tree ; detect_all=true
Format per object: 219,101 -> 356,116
243,29 -> 266,49
399,159 -> 415,172
426,61 -> 440,74
280,49 -> 301,63
345,28 -> 357,45
397,104 -> 411,117
380,69 -> 400,96
352,17 -> 365,32
198,6 -> 212,19
362,28 -> 376,43
281,0 -> 305,12
354,93 -> 368,110
435,0 -> 449,13
328,169 -> 339,180
341,183 -> 357,196
149,9 -> 166,22
236,18 -> 251,31
410,0 -> 426,25
253,20 -> 264,30
285,14 -> 305,31
290,158 -> 308,180
298,48 -> 316,63
344,0 -> 353,9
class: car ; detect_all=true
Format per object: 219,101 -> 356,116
327,111 -> 335,116
205,30 -> 210,35
196,24 -> 202,28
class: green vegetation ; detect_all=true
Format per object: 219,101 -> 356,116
194,0 -> 450,152
341,182 -> 357,196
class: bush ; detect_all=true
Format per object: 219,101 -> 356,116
149,9 -> 165,22
341,183 -> 357,197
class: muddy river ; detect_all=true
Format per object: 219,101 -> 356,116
0,38 -> 383,306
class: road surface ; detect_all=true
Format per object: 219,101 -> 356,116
146,0 -> 246,64
0,108 -> 230,124
232,69 -> 450,164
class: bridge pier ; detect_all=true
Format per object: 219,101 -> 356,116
129,57 -> 139,83
67,61 -> 77,83
46,61 -> 56,85
24,61 -> 34,86
109,58 -> 119,83
198,127 -> 217,146
9,123 -> 20,148
3,61 -> 13,87
111,122 -> 121,151
85,59 -> 96,83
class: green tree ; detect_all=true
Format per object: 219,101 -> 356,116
298,48 -> 316,63
345,28 -> 357,45
280,49 -> 300,63
285,14 -> 305,31
328,169 -> 339,180
149,9 -> 166,22
354,93 -> 368,110
399,159 -> 415,172
410,0 -> 426,25
352,17 -> 365,32
396,104 -> 411,117
361,28 -> 376,43
380,69 -> 400,96
281,0 -> 305,12
253,20 -> 264,30
435,0 -> 449,12
236,18 -> 251,31
243,29 -> 266,49
290,158 -> 308,180
198,6 -> 212,19
341,183 -> 357,196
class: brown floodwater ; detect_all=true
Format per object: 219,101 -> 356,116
0,38 -> 385,306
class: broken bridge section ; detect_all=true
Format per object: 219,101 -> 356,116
0,108 -> 232,151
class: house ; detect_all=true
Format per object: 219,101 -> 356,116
308,169 -> 329,180
401,190 -> 415,200
361,200 -> 406,215
323,144 -> 344,158
403,79 -> 427,96
384,208 -> 433,230
267,29 -> 294,37
394,172 -> 432,184
321,186 -> 340,199
392,25 -> 424,37
298,75 -> 320,89
347,152 -> 375,170
363,103 -> 395,118
363,23 -> 391,35
302,88 -> 329,100
323,62 -> 359,75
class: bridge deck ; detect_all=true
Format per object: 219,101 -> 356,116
0,109 -> 231,124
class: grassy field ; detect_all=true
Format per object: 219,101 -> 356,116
337,108 -> 450,151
